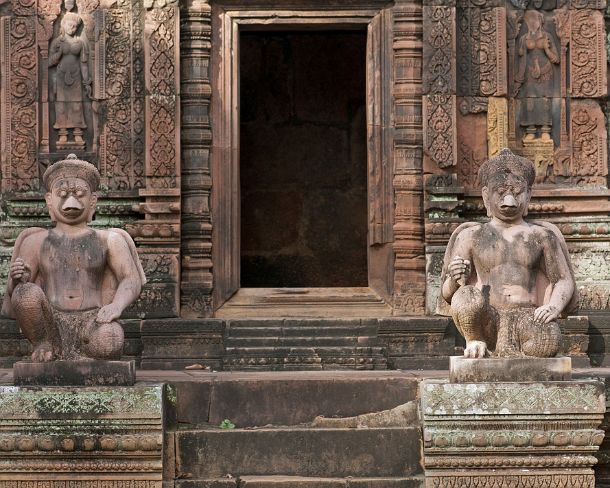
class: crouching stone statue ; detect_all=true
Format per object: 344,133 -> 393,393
2,154 -> 146,362
439,148 -> 577,359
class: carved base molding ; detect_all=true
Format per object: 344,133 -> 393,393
0,385 -> 165,487
422,379 -> 606,488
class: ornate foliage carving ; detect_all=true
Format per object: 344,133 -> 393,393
570,9 -> 606,97
570,100 -> 607,185
424,94 -> 456,168
457,7 -> 506,96
146,5 -> 178,189
423,6 -> 455,94
102,7 -> 145,190
1,16 -> 39,192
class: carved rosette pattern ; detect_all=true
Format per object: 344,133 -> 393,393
570,9 -> 606,97
422,380 -> 605,488
392,2 -> 426,315
1,16 -> 39,192
180,0 -> 213,318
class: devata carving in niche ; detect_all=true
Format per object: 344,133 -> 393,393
439,149 -> 577,359
1,155 -> 146,362
514,10 -> 559,142
49,10 -> 91,150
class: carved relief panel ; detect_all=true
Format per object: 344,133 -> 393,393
0,0 -> 181,318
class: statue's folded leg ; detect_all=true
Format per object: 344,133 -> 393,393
82,320 -> 124,360
450,286 -> 497,356
11,283 -> 61,362
516,309 -> 561,358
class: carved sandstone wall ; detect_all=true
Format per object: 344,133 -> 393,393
0,0 -> 608,321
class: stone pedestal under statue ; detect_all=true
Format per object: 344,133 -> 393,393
0,384 -> 165,487
421,357 -> 606,488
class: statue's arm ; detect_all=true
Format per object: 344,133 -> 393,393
98,232 -> 142,322
49,38 -> 62,66
537,230 -> 575,322
441,230 -> 473,303
544,33 -> 559,64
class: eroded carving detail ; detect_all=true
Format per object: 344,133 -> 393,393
487,97 -> 508,157
423,6 -> 455,94
571,100 -> 607,185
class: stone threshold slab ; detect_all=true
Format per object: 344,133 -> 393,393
13,360 -> 136,386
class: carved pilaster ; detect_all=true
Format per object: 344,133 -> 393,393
392,1 -> 426,315
180,0 -> 213,318
0,14 -> 39,192
570,9 -> 606,98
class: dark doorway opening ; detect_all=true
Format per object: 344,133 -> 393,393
239,30 -> 368,288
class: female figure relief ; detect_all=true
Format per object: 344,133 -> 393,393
49,12 -> 91,150
515,10 -> 559,142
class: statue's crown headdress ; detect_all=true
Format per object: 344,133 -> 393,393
43,154 -> 101,192
478,148 -> 536,189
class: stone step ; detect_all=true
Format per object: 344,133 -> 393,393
175,476 -> 424,487
225,346 -> 386,355
171,371 -> 418,426
223,346 -> 387,371
225,336 -> 380,348
174,427 -> 422,479
226,325 -> 379,338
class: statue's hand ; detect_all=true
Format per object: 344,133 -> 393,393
96,304 -> 122,324
534,304 -> 559,324
448,255 -> 471,286
10,258 -> 31,284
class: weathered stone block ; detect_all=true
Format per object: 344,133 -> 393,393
175,427 -> 422,478
13,359 -> 136,386
449,356 -> 572,383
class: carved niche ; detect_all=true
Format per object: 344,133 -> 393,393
0,0 -> 182,319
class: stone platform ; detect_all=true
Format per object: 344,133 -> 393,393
13,360 -> 136,386
0,384 -> 164,487
450,356 -> 572,382
421,379 -> 606,488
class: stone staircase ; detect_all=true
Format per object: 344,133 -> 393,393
222,319 -> 387,371
167,371 -> 424,488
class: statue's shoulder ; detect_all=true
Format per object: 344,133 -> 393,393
528,220 -> 566,242
451,221 -> 483,239
14,227 -> 47,247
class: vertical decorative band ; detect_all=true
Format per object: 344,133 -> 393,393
180,0 -> 213,318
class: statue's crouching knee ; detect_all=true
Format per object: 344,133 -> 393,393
519,317 -> 561,358
11,283 -> 60,358
82,321 -> 124,360
450,286 -> 487,340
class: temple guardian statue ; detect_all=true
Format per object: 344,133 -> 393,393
439,149 -> 577,359
1,154 -> 146,362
